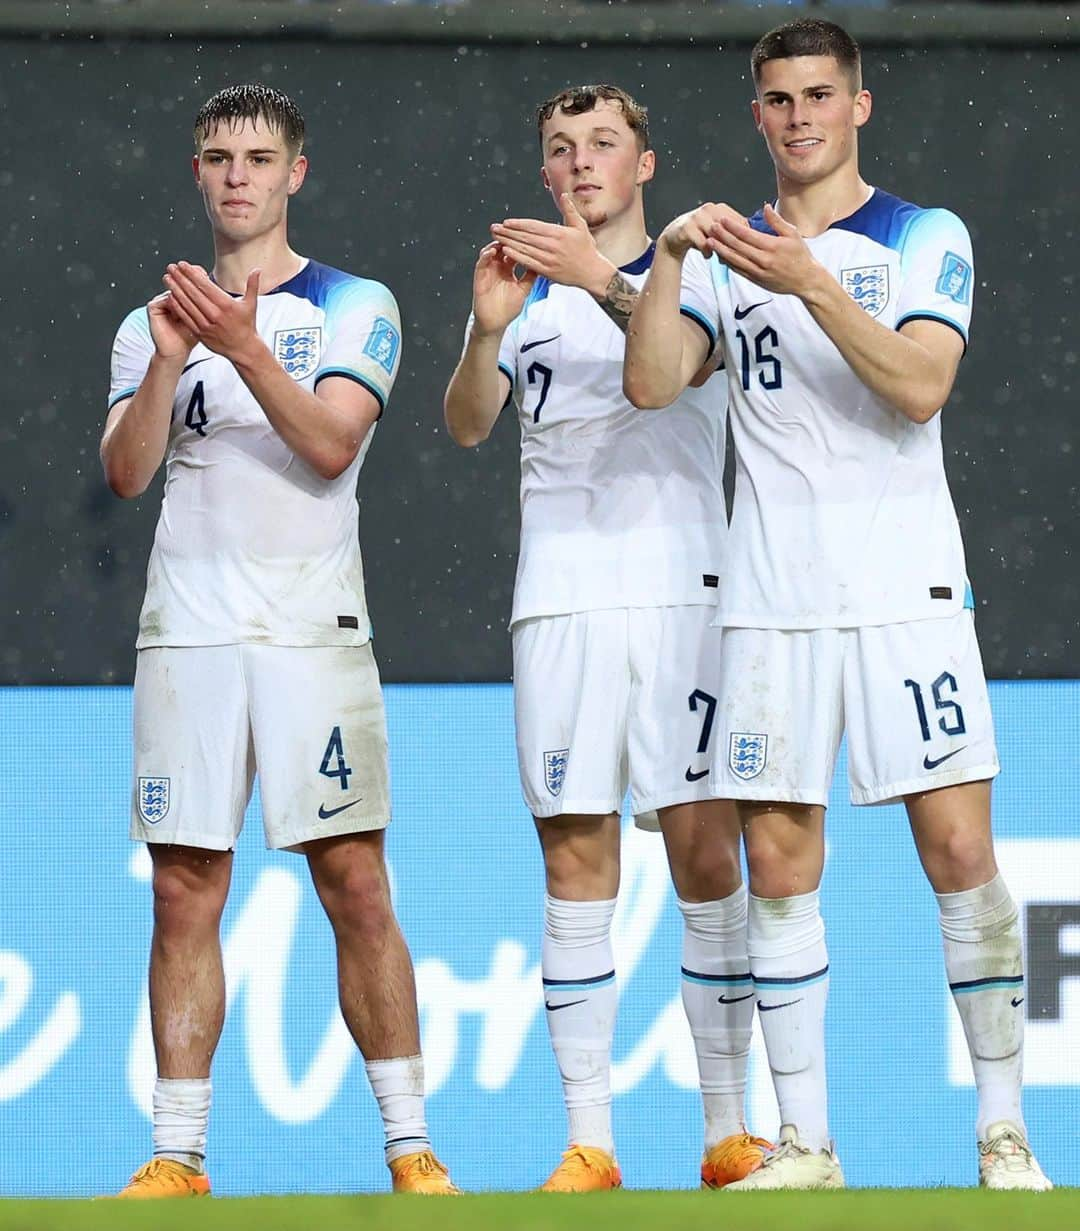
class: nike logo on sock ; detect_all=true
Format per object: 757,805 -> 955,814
545,999 -> 587,1012
757,999 -> 803,1012
1011,996 -> 1025,1008
718,993 -> 754,1005
923,746 -> 967,770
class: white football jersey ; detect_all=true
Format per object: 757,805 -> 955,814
491,245 -> 728,626
706,188 -> 975,629
108,259 -> 401,649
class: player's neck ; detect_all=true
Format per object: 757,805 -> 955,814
591,206 -> 651,269
211,232 -> 305,295
774,165 -> 871,239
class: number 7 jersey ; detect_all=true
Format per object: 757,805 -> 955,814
706,188 -> 976,630
107,259 -> 401,649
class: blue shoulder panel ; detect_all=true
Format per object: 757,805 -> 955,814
521,275 -> 551,321
829,189 -> 923,253
272,259 -> 356,309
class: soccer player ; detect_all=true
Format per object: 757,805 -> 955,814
101,84 -> 457,1197
624,19 -> 1051,1191
443,84 -> 769,1192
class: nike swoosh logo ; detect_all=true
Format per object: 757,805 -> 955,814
718,993 -> 754,1005
182,357 -> 213,374
757,999 -> 802,1012
923,746 -> 968,770
733,300 -> 772,321
545,999 -> 586,1012
1011,996 -> 1025,1008
521,334 -> 561,353
685,766 -> 709,782
317,799 -> 363,820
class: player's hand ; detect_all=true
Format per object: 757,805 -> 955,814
659,203 -> 746,260
470,242 -> 535,338
490,194 -> 616,299
147,291 -> 197,361
162,262 -> 261,361
707,202 -> 824,298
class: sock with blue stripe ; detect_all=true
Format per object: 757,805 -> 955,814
938,873 -> 1025,1140
542,894 -> 618,1154
748,890 -> 831,1152
365,1055 -> 432,1165
678,886 -> 753,1147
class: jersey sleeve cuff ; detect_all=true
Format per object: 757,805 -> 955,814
314,367 -> 388,414
107,386 -> 138,410
680,305 -> 718,358
895,311 -> 968,354
497,360 -> 515,410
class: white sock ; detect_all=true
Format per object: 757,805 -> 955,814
365,1055 -> 431,1164
153,1077 -> 211,1172
542,894 -> 618,1155
938,873 -> 1026,1140
748,891 -> 831,1153
678,887 -> 753,1148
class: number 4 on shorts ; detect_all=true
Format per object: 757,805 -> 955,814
319,725 -> 353,790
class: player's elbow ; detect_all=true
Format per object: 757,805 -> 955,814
623,371 -> 674,411
101,452 -> 150,499
443,401 -> 492,448
315,445 -> 360,481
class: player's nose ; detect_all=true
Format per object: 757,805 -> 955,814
225,159 -> 248,185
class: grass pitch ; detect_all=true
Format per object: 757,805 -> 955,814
0,1190 -> 1076,1231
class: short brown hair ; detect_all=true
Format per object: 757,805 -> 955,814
194,83 -> 306,157
751,19 -> 862,91
535,84 -> 650,152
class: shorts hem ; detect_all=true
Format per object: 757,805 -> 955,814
706,781 -> 827,807
852,762 -> 1001,806
632,784 -> 718,816
275,812 -> 391,850
130,827 -> 235,851
529,798 -> 621,819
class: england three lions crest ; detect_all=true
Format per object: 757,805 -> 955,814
728,733 -> 768,781
274,327 -> 322,380
138,776 -> 170,824
841,265 -> 889,317
544,748 -> 569,797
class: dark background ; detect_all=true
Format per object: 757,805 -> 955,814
2,34 -> 1076,682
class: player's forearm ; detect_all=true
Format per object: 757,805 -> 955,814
802,273 -> 954,423
231,340 -> 368,479
624,245 -> 692,408
443,329 -> 507,448
100,353 -> 183,498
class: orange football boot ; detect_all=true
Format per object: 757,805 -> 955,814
540,1145 -> 622,1192
701,1132 -> 773,1188
116,1158 -> 211,1198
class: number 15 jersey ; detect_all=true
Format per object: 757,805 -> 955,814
107,260 -> 401,650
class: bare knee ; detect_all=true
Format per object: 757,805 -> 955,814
661,800 -> 743,902
741,803 -> 825,898
151,848 -> 231,940
918,825 -> 997,893
537,814 -> 620,900
310,840 -> 395,940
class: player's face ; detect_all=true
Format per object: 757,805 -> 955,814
193,117 -> 307,243
539,99 -> 654,229
752,56 -> 871,187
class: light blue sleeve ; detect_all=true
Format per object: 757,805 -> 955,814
315,278 -> 402,411
896,208 -> 974,345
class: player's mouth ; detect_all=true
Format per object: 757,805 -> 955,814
222,199 -> 253,209
785,138 -> 823,153
573,184 -> 602,196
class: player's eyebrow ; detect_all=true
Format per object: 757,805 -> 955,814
762,84 -> 836,102
546,125 -> 622,146
201,146 -> 281,157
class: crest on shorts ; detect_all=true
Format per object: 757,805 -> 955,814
728,733 -> 768,781
935,251 -> 972,305
363,316 -> 400,375
138,777 -> 170,824
544,748 -> 569,797
840,265 -> 889,317
274,327 -> 322,379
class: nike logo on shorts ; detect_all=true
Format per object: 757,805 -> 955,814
923,746 -> 967,770
521,334 -> 561,353
718,993 -> 754,1005
685,766 -> 709,782
318,799 -> 363,820
545,999 -> 587,1012
757,999 -> 802,1012
733,300 -> 772,320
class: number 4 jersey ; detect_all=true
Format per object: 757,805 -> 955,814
107,260 -> 401,649
706,188 -> 976,630
492,244 -> 728,627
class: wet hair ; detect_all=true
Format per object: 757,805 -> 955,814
193,84 -> 306,156
535,84 -> 650,152
751,19 -> 862,92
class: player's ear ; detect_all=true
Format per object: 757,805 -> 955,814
540,165 -> 551,191
192,154 -> 201,187
636,147 -> 656,187
287,154 -> 308,196
853,89 -> 872,129
751,98 -> 763,132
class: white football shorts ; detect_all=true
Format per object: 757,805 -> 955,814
709,611 -> 999,806
513,605 -> 723,829
131,643 -> 390,850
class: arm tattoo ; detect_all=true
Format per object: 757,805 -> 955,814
597,271 -> 638,333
